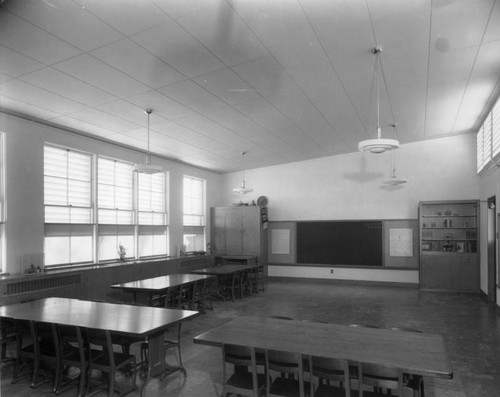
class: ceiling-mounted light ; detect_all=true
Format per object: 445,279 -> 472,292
233,151 -> 253,194
383,149 -> 407,185
358,46 -> 399,154
133,109 -> 163,174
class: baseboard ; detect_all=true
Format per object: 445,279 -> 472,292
267,276 -> 419,289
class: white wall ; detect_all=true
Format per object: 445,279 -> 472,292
221,133 -> 479,221
477,163 -> 500,304
220,133 -> 480,285
0,113 -> 222,274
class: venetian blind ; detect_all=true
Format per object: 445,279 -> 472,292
138,172 -> 167,225
44,145 -> 92,223
183,176 -> 204,226
477,96 -> 500,173
97,157 -> 134,224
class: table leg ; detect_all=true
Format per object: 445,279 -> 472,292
140,329 -> 187,397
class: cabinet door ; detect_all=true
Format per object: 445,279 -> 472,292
241,207 -> 261,255
420,255 -> 479,291
211,207 -> 227,254
225,207 -> 243,254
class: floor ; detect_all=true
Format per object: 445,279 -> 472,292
1,279 -> 500,397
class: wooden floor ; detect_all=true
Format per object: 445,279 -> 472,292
1,279 -> 499,396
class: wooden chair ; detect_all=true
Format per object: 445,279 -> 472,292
55,324 -> 89,397
190,278 -> 206,311
12,320 -> 60,390
202,276 -> 215,311
85,328 -> 137,397
308,356 -> 351,397
221,343 -> 266,397
357,362 -> 404,397
0,317 -> 17,364
165,285 -> 182,308
219,272 -> 242,301
265,349 -> 310,397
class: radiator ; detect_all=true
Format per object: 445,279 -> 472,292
4,274 -> 82,296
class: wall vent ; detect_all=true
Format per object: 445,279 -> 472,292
5,274 -> 82,296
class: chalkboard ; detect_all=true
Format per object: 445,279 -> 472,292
296,221 -> 383,266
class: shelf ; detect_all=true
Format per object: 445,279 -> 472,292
421,227 -> 476,230
421,239 -> 477,241
421,214 -> 476,218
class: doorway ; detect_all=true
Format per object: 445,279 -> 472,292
487,196 -> 496,301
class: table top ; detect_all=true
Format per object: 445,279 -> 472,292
194,316 -> 452,379
190,264 -> 258,275
110,273 -> 213,292
0,297 -> 198,337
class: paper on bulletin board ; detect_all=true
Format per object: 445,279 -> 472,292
271,229 -> 290,255
389,228 -> 413,257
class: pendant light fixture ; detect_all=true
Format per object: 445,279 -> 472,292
383,149 -> 407,185
133,108 -> 163,174
233,151 -> 253,194
358,46 -> 399,154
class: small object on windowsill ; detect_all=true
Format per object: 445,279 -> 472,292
118,243 -> 127,262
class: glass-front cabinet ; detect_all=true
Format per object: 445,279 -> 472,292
419,200 -> 479,292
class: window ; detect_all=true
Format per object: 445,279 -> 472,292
183,176 -> 205,252
44,145 -> 93,265
477,96 -> 500,173
97,157 -> 135,261
137,172 -> 168,257
44,145 -> 170,267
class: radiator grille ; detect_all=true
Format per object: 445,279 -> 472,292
5,274 -> 82,296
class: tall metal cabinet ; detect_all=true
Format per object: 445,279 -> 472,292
419,200 -> 479,292
210,206 -> 268,266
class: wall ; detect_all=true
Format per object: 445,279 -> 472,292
477,163 -> 500,305
0,113 -> 222,275
220,133 -> 480,285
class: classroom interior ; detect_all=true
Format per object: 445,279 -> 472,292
1,1 -> 500,396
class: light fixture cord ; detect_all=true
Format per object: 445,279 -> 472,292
375,48 -> 381,140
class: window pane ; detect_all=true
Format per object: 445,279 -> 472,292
138,226 -> 167,257
98,233 -> 134,261
45,236 -> 70,265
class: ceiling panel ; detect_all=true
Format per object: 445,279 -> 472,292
0,0 -> 498,174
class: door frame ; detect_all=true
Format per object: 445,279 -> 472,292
487,196 -> 496,301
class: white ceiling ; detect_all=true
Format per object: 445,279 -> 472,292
1,0 -> 499,173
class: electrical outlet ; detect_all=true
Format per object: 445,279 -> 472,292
330,269 -> 334,274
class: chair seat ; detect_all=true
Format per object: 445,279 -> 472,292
227,371 -> 266,393
269,377 -> 311,397
313,384 -> 349,397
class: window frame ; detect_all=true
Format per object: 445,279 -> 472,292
477,96 -> 500,174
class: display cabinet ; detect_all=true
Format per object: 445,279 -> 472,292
419,200 -> 479,291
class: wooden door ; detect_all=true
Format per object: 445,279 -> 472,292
241,207 -> 261,255
211,207 -> 227,254
225,207 -> 243,254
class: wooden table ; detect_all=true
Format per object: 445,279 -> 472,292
218,255 -> 258,266
111,273 -> 214,305
194,316 -> 453,380
191,264 -> 260,300
0,297 -> 198,396
190,264 -> 258,275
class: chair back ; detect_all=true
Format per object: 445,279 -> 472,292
358,362 -> 404,396
266,349 -> 307,397
222,344 -> 261,397
309,356 -> 351,396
